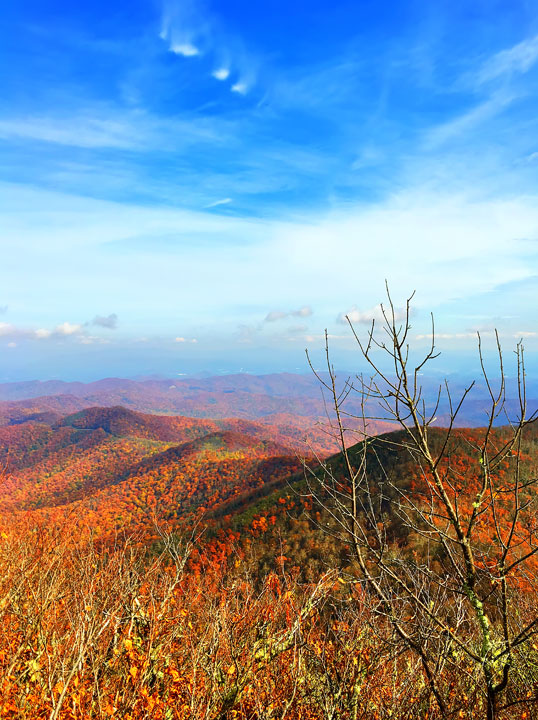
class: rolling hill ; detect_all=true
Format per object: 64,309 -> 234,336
3,399 -> 537,579
0,406 -> 316,544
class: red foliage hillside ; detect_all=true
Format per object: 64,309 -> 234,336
0,407 -> 314,544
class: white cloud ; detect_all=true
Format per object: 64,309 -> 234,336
231,82 -> 248,95
7,342 -> 16,348
0,321 -> 85,342
159,0 -> 206,58
175,337 -> 197,343
265,306 -> 312,322
170,43 -> 199,57
37,322 -> 85,339
212,68 -> 230,80
337,304 -> 407,325
56,322 -> 82,336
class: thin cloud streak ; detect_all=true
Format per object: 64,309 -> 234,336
476,34 -> 538,85
0,111 -> 225,151
204,198 -> 233,208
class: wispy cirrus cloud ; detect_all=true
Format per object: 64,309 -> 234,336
476,34 -> 538,85
158,0 -> 258,94
426,33 -> 538,150
0,109 -> 224,152
204,198 -> 232,208
425,90 -> 518,149
0,116 -> 142,150
159,0 -> 207,57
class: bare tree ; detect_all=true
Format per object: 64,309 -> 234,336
306,286 -> 538,719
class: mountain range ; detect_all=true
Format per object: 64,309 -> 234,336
0,371 -> 535,430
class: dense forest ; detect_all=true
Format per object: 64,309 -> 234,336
1,398 -> 538,717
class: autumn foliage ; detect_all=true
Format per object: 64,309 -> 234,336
1,400 -> 538,718
1,521 -> 536,720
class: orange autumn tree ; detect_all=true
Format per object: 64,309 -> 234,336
307,287 -> 538,720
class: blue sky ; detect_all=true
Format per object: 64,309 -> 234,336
1,0 -> 538,380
